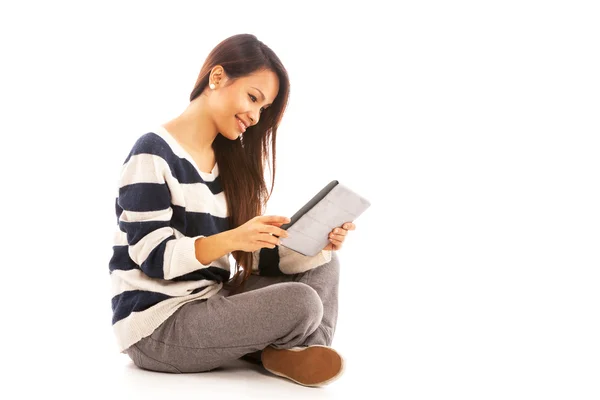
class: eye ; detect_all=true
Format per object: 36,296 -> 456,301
249,94 -> 266,113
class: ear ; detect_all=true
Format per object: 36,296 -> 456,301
210,65 -> 229,87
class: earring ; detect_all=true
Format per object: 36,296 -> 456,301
209,83 -> 216,90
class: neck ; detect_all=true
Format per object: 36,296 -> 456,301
164,96 -> 217,154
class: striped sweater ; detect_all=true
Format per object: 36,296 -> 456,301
108,125 -> 332,352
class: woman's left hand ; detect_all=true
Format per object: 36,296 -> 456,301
323,222 -> 356,251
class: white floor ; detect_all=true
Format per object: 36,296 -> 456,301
93,350 -> 379,400
8,267 -> 599,400
12,333 -> 391,400
7,288 -> 599,400
11,311 -> 597,400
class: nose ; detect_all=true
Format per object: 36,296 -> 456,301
249,109 -> 260,126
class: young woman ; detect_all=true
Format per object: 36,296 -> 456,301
109,33 -> 356,387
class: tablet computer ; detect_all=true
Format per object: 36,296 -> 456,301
277,180 -> 371,256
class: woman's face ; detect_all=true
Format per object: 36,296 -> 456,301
209,67 -> 280,140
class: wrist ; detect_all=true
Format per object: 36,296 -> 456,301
222,229 -> 236,253
194,231 -> 234,265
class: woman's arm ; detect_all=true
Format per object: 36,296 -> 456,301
194,231 -> 234,265
116,133 -> 229,282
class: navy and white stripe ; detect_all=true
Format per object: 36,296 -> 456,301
109,126 -> 333,352
109,128 -> 233,351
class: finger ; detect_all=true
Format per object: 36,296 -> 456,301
259,233 -> 281,247
261,215 -> 291,224
329,233 -> 345,242
328,237 -> 343,247
258,240 -> 277,249
265,225 -> 289,238
332,228 -> 347,236
342,222 -> 355,230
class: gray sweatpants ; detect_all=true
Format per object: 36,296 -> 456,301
124,252 -> 340,373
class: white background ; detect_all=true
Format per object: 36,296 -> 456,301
1,0 -> 598,399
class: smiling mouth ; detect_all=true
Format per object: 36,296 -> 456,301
236,116 -> 247,132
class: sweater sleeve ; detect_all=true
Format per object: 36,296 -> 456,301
116,135 -> 224,282
250,245 -> 332,276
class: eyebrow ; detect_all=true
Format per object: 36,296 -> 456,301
251,86 -> 272,107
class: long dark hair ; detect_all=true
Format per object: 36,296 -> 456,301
189,34 -> 290,288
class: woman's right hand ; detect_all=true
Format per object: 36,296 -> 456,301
229,215 -> 291,252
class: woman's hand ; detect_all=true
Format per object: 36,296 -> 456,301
228,215 -> 290,252
323,222 -> 356,251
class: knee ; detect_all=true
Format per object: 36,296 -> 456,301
283,282 -> 324,325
